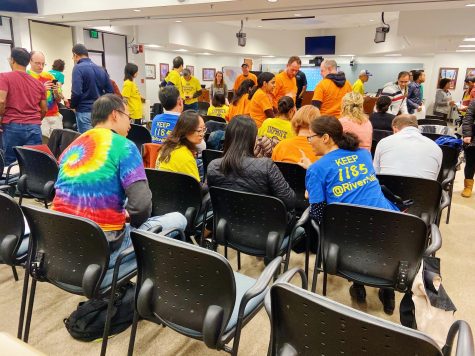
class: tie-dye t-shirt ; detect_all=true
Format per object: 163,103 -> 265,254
52,128 -> 147,231
27,70 -> 61,117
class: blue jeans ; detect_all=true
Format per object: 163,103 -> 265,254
76,112 -> 92,133
2,123 -> 42,165
184,102 -> 199,111
108,212 -> 187,268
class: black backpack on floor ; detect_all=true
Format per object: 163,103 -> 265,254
64,282 -> 135,341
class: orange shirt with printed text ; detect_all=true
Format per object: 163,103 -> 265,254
249,88 -> 274,128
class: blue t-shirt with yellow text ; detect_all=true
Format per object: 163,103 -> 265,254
151,113 -> 179,144
306,148 -> 398,211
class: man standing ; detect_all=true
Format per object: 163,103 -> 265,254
0,47 -> 46,165
374,114 -> 442,180
151,86 -> 183,144
295,69 -> 307,109
407,70 -> 425,114
273,56 -> 301,107
312,59 -> 352,117
181,68 -> 202,111
166,56 -> 184,99
70,43 -> 113,133
352,69 -> 372,95
380,71 -> 410,115
28,51 -> 64,138
53,94 -> 187,265
233,63 -> 257,93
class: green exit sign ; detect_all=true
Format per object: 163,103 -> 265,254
89,29 -> 99,39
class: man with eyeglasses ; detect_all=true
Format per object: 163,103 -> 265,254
0,47 -> 47,165
28,51 -> 64,138
379,71 -> 410,115
53,94 -> 187,267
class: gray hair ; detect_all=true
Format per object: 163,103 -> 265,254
322,59 -> 337,70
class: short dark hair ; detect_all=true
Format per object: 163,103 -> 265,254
159,86 -> 180,111
124,62 -> 138,81
173,56 -> 184,69
397,71 -> 410,80
412,70 -> 424,82
91,94 -> 125,127
11,47 -> 30,67
376,95 -> 392,113
212,93 -> 226,107
72,43 -> 88,57
465,76 -> 475,83
52,59 -> 65,71
288,56 -> 301,65
438,78 -> 451,89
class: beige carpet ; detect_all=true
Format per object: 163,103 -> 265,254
0,171 -> 473,355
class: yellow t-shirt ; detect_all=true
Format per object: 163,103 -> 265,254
207,105 -> 229,119
121,79 -> 142,119
249,88 -> 274,128
273,71 -> 297,107
258,117 -> 295,142
156,145 -> 200,182
181,76 -> 202,105
352,79 -> 365,95
166,69 -> 184,98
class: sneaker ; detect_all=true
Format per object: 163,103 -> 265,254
349,283 -> 366,303
379,288 -> 395,315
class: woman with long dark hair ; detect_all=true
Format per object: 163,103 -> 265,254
249,72 -> 276,128
227,79 -> 254,121
122,62 -> 144,124
207,115 -> 295,209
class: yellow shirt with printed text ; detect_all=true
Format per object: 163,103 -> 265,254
181,76 -> 202,105
258,117 -> 295,142
207,105 -> 229,119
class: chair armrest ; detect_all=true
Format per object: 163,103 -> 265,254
439,190 -> 451,213
4,162 -> 19,184
441,170 -> 455,190
424,224 -> 442,256
264,268 -> 307,316
442,320 -> 474,356
160,227 -> 187,241
147,225 -> 163,234
0,184 -> 12,193
294,207 -> 310,230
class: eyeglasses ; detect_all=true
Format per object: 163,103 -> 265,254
307,134 -> 319,143
195,128 -> 207,135
116,110 -> 131,120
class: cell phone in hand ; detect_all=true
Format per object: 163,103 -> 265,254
52,79 -> 58,85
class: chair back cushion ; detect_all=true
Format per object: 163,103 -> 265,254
275,161 -> 308,215
0,193 -> 25,264
127,124 -> 152,152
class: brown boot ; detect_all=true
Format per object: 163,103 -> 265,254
462,179 -> 474,198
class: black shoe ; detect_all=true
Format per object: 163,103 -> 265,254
349,283 -> 366,303
379,288 -> 395,315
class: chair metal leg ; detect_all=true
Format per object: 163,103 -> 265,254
23,278 -> 37,342
17,269 -> 30,339
43,200 -> 48,209
237,251 -> 241,270
18,195 -> 23,206
11,266 -> 19,281
446,184 -> 453,224
224,245 -> 228,259
127,310 -> 140,356
304,233 -> 310,277
322,272 -> 328,296
100,292 -> 116,356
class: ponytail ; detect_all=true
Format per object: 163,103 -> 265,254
336,132 -> 359,151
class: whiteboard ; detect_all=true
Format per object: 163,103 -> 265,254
0,43 -> 12,74
223,66 -> 241,89
103,32 -> 127,89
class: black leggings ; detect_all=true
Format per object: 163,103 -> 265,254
465,146 -> 475,179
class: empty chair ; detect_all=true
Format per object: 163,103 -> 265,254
127,230 -> 305,356
377,174 -> 448,226
59,108 -> 78,131
150,102 -> 163,117
275,161 -> 308,217
203,114 -> 227,123
267,282 -> 474,356
126,124 -> 152,153
438,145 -> 459,224
209,186 -> 305,271
14,147 -> 59,208
19,205 -> 137,356
418,118 -> 448,126
197,101 -> 210,116
202,149 -> 223,177
312,203 -> 441,295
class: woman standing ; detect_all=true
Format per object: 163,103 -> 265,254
210,71 -> 229,105
122,63 -> 144,125
434,78 -> 455,119
339,92 -> 372,151
249,72 -> 276,128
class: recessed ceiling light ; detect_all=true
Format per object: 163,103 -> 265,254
369,19 -> 375,22
465,3 -> 475,6
262,55 -> 275,58
340,54 -> 355,57
258,25 -> 263,28
294,14 -> 302,17
459,44 -> 475,48
464,37 -> 475,41
175,49 -> 188,52
175,20 -> 182,23
133,9 -> 141,12
37,16 -> 45,19
267,0 -> 278,2
198,52 -> 212,55
457,49 -> 475,52
384,53 -> 402,57
145,44 -> 162,48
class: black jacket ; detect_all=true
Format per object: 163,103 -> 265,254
369,112 -> 395,131
462,100 -> 475,147
207,157 -> 296,210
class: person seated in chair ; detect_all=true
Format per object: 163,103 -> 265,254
151,86 -> 183,144
52,94 -> 187,267
207,115 -> 295,211
298,115 -> 399,315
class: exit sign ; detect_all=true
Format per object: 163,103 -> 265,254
89,29 -> 99,39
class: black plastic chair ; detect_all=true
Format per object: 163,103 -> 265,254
371,129 -> 393,157
418,118 -> 448,126
209,187 -> 306,271
127,124 -> 152,153
275,162 -> 308,217
202,149 -> 223,177
0,149 -> 19,194
59,108 -> 78,131
145,169 -> 206,238
266,282 -> 474,356
377,174 -> 449,227
438,145 -> 459,224
127,230 -> 306,356
19,205 -> 137,356
203,115 -> 227,123
47,128 -> 81,159
312,203 -> 441,294
0,193 -> 29,282
151,102 -> 163,118
14,147 -> 59,208
197,101 -> 210,116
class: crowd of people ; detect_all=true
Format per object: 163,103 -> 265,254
0,44 -> 474,320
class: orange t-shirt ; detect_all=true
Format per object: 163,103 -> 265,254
227,93 -> 251,121
249,88 -> 274,128
312,78 -> 352,117
273,71 -> 297,107
272,136 -> 319,164
233,73 -> 257,92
